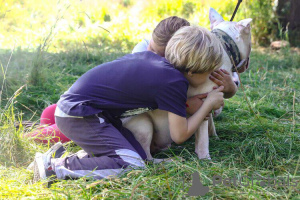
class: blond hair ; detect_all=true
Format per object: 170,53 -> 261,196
152,16 -> 190,48
165,25 -> 223,73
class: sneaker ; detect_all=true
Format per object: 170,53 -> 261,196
43,142 -> 66,166
28,142 -> 65,171
33,142 -> 65,182
33,152 -> 56,182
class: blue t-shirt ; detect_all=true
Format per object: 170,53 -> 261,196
57,51 -> 188,118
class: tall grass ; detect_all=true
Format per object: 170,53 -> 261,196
0,50 -> 39,167
0,0 -> 283,52
0,46 -> 299,199
0,0 -> 299,199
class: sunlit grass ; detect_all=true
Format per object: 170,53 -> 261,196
1,0 -> 277,52
0,46 -> 299,199
0,0 -> 299,199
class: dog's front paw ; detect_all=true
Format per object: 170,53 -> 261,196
213,107 -> 223,117
151,156 -> 185,164
196,152 -> 211,160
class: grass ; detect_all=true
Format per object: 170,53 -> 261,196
0,1 -> 299,199
0,46 -> 299,199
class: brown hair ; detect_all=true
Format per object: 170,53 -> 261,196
166,25 -> 223,73
152,16 -> 190,48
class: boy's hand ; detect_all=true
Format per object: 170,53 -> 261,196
186,93 -> 207,115
209,69 -> 237,98
205,86 -> 224,110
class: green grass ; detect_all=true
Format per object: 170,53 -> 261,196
0,46 -> 299,199
0,0 -> 299,198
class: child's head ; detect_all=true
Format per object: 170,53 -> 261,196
166,25 -> 222,74
148,16 -> 190,57
165,26 -> 223,86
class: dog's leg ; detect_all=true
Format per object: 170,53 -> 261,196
195,120 -> 211,159
213,106 -> 223,117
208,113 -> 219,138
150,140 -> 184,164
122,114 -> 154,160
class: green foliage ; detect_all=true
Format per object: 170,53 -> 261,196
121,0 -> 132,7
0,0 -> 286,51
28,51 -> 46,87
247,0 -> 277,45
181,1 -> 196,18
103,13 -> 111,22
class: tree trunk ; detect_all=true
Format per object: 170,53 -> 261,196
276,0 -> 300,46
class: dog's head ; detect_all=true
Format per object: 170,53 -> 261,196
209,8 -> 252,73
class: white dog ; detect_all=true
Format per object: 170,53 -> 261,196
123,8 -> 252,161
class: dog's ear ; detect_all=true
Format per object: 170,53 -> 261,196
236,18 -> 252,34
209,8 -> 224,30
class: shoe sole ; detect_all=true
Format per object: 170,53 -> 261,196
33,153 -> 46,182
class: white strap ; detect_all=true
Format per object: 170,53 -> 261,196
54,106 -> 83,118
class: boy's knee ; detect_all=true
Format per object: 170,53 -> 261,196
115,149 -> 146,168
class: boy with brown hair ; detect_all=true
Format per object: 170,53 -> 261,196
132,16 -> 190,57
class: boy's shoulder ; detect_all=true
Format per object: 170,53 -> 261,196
132,39 -> 150,53
118,51 -> 164,62
113,51 -> 188,85
115,51 -> 170,70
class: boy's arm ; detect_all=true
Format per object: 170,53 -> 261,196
209,69 -> 237,98
168,86 -> 224,144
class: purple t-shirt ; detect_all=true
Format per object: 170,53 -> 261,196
57,51 -> 188,118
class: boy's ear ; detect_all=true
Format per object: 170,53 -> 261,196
209,8 -> 224,30
187,71 -> 193,77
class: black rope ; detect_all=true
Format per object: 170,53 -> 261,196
230,0 -> 243,21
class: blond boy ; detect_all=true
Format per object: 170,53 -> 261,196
33,26 -> 224,181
